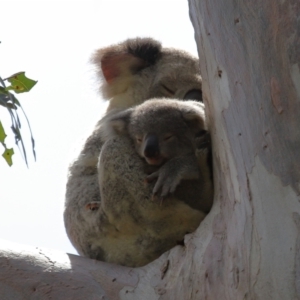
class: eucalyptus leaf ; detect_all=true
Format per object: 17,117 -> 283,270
5,72 -> 37,94
2,147 -> 14,166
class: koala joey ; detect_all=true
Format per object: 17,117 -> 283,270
64,37 -> 211,267
108,99 -> 212,202
95,99 -> 213,267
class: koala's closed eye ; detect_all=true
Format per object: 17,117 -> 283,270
162,84 -> 175,96
163,134 -> 174,141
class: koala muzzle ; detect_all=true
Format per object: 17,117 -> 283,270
144,135 -> 159,158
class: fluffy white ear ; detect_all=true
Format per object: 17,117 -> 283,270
110,119 -> 127,133
98,108 -> 134,142
91,38 -> 162,100
109,109 -> 133,134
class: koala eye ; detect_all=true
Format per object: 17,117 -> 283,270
136,137 -> 143,143
162,84 -> 175,96
164,134 -> 174,141
184,89 -> 203,102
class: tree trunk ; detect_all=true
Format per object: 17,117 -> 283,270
1,0 -> 299,299
189,0 -> 300,298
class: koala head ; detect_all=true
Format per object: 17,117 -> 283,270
109,99 -> 207,166
92,38 -> 202,112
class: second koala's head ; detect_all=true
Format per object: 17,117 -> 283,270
109,99 -> 207,166
92,37 -> 203,111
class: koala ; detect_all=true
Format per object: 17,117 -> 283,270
108,99 -> 211,201
93,99 -> 213,267
64,37 -> 212,267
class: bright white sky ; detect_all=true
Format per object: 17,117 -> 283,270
0,0 -> 198,255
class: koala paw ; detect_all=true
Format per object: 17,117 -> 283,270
146,169 -> 181,199
85,201 -> 100,211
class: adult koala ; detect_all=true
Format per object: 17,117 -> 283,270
64,37 -> 210,267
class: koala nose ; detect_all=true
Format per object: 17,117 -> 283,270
144,135 -> 159,158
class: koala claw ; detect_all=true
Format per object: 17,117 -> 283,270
151,174 -> 179,198
145,171 -> 159,183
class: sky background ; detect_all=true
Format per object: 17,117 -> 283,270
0,0 -> 198,255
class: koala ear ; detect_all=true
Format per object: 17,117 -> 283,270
92,38 -> 162,99
181,104 -> 206,133
109,108 -> 133,134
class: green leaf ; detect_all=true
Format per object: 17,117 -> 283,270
2,147 -> 14,166
5,72 -> 37,94
0,121 -> 7,143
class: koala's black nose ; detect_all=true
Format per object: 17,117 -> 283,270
144,135 -> 159,158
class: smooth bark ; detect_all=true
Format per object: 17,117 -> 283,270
188,0 -> 300,298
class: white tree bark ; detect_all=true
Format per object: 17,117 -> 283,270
1,0 -> 299,299
188,0 -> 300,298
